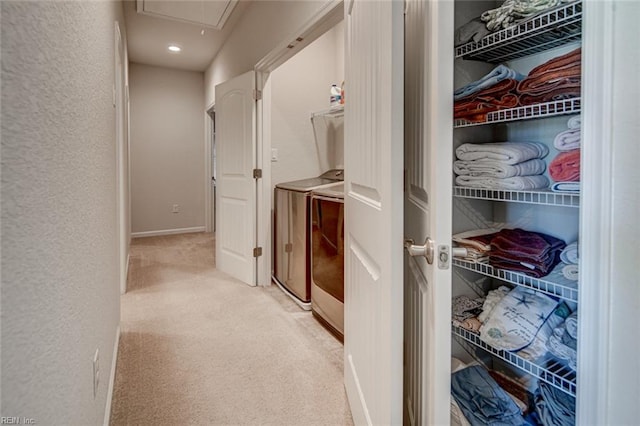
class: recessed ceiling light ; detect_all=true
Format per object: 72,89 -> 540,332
168,44 -> 182,53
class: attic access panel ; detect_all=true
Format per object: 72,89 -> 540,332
136,0 -> 238,30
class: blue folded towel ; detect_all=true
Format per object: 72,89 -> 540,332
454,65 -> 525,101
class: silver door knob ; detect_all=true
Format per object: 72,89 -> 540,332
404,237 -> 435,264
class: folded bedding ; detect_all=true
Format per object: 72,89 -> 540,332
454,65 -> 524,100
480,287 -> 559,351
454,93 -> 520,122
567,115 -> 581,129
454,17 -> 492,47
478,286 -> 511,324
517,48 -> 582,106
553,127 -> 581,151
489,228 -> 566,277
560,241 -> 579,264
565,311 -> 578,339
551,181 -> 580,193
517,302 -> 572,361
535,381 -> 576,426
562,264 -> 579,281
547,320 -> 577,371
549,149 -> 580,182
481,0 -> 567,31
456,174 -> 550,190
454,158 -> 546,178
456,142 -> 549,165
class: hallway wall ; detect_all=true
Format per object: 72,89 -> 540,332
129,63 -> 205,236
1,1 -> 126,424
204,0 -> 335,106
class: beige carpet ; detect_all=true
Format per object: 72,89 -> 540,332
110,232 -> 353,426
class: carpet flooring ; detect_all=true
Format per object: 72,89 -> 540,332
110,232 -> 353,426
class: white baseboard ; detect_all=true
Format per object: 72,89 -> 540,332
131,226 -> 206,238
104,325 -> 121,426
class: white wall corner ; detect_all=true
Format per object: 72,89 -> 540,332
103,326 -> 121,426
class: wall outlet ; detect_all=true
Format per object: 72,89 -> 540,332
172,204 -> 180,213
93,348 -> 100,399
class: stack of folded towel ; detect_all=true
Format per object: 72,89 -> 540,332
550,116 -> 581,193
547,310 -> 578,371
454,142 -> 550,190
559,241 -> 579,281
517,48 -> 582,105
517,301 -> 572,361
454,65 -> 524,122
452,228 -> 501,263
490,228 -> 566,278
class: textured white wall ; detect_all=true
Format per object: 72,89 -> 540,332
129,63 -> 205,234
1,1 -> 124,423
204,1 -> 332,107
270,21 -> 345,187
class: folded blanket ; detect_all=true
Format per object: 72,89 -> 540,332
549,149 -> 580,182
490,228 -> 566,277
553,127 -> 581,151
454,158 -> 547,178
454,65 -> 525,100
567,115 -> 581,129
480,287 -> 559,351
517,302 -> 572,361
535,381 -> 576,426
517,48 -> 582,106
551,181 -> 580,193
562,264 -> 579,281
454,17 -> 492,47
456,142 -> 549,164
481,0 -> 565,31
456,175 -> 550,191
453,295 -> 485,321
560,241 -> 579,264
565,311 -> 578,339
518,87 -> 581,106
451,365 -> 526,426
526,47 -> 581,78
453,228 -> 500,252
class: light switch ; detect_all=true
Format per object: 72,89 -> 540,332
271,148 -> 278,162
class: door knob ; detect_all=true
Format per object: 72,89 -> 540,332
404,237 -> 435,264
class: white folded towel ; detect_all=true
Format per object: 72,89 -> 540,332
565,312 -> 578,339
454,158 -> 547,178
553,128 -> 581,151
567,115 -> 581,129
562,264 -> 579,281
560,241 -> 579,264
456,142 -> 549,165
551,181 -> 580,193
456,174 -> 550,190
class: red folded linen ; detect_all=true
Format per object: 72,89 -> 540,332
549,149 -> 581,182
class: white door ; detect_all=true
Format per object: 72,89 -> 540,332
343,0 -> 404,424
403,1 -> 453,425
215,71 -> 257,286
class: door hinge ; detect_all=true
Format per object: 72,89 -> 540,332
253,168 -> 263,179
253,89 -> 262,101
253,247 -> 263,257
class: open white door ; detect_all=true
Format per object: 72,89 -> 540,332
343,0 -> 404,424
403,1 -> 453,425
215,71 -> 257,286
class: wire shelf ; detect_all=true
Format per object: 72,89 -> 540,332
453,259 -> 578,303
452,325 -> 577,396
455,98 -> 581,128
455,1 -> 582,62
453,186 -> 580,207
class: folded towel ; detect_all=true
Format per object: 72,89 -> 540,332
565,311 -> 578,339
517,48 -> 582,106
567,115 -> 581,129
560,241 -> 579,264
456,142 -> 549,164
553,127 -> 581,151
547,321 -> 577,371
454,17 -> 492,47
549,149 -> 581,182
454,65 -> 525,100
454,158 -> 547,178
453,228 -> 500,252
551,181 -> 580,193
562,264 -> 579,281
481,0 -> 565,31
456,175 -> 550,190
480,287 -> 559,351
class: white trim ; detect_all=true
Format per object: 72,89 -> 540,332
131,226 -> 206,238
204,102 -> 215,233
272,278 -> 311,311
577,1 -> 614,424
123,252 -> 130,295
103,325 -> 120,426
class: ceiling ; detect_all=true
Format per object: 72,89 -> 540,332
123,0 -> 250,72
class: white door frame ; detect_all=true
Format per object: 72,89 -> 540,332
253,0 -> 344,287
205,101 -> 215,233
115,21 -> 129,294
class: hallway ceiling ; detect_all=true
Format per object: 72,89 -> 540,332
123,0 -> 250,72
